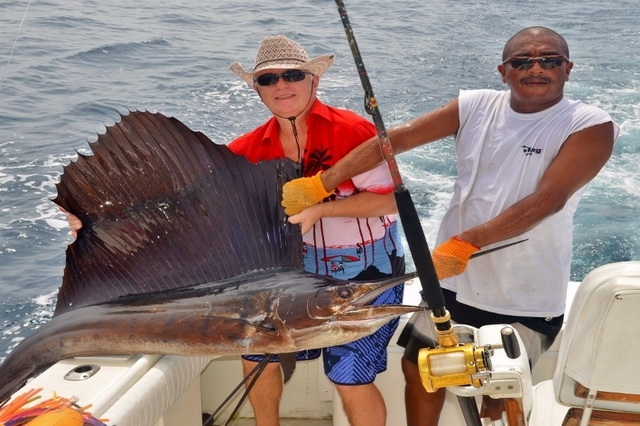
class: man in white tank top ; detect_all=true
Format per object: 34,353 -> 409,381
283,26 -> 618,425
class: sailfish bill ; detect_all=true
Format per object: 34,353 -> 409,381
0,111 -> 417,403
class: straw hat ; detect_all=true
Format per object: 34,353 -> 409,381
230,35 -> 334,85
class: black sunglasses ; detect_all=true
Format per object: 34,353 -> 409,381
254,70 -> 311,86
502,55 -> 568,70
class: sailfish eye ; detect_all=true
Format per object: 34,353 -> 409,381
338,287 -> 353,299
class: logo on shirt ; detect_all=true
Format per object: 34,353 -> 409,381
522,145 -> 542,156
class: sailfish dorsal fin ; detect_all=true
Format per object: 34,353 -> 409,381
53,111 -> 300,315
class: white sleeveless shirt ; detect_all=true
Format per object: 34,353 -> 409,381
438,89 -> 618,317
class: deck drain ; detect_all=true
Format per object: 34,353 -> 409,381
64,364 -> 101,381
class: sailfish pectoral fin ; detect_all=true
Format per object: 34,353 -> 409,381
276,352 -> 298,383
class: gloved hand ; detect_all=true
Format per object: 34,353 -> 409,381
281,171 -> 334,215
432,236 -> 480,280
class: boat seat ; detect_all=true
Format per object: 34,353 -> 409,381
529,261 -> 640,426
562,407 -> 640,425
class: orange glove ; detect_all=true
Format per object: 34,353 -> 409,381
281,171 -> 334,215
432,236 -> 480,280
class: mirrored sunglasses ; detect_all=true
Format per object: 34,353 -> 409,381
502,56 -> 568,70
254,70 -> 311,86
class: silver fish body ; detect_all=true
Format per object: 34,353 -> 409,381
0,268 -> 416,402
0,111 -> 417,403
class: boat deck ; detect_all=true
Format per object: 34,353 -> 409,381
226,420 -> 331,426
6,279 -> 577,426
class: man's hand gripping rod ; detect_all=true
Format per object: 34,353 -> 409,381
334,1 -> 527,398
334,0 -> 458,366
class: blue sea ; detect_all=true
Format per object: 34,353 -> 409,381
0,0 -> 638,360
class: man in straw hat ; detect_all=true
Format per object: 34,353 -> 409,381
228,35 -> 405,426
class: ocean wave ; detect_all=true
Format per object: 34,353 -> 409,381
65,37 -> 171,64
1,0 -> 640,359
0,291 -> 55,360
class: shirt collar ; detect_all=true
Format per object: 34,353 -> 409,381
262,99 -> 329,143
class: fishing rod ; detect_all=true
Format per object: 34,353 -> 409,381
333,4 -> 494,424
333,0 -> 449,328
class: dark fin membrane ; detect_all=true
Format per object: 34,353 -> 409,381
277,352 -> 298,383
53,111 -> 300,316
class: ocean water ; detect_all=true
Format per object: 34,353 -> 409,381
0,0 -> 638,360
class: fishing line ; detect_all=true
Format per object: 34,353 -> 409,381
0,0 -> 33,89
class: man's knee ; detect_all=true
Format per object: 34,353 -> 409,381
401,355 -> 421,384
402,356 -> 446,402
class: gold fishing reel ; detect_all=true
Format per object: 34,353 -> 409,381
417,311 -> 491,393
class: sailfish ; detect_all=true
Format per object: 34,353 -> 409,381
0,111 -> 417,403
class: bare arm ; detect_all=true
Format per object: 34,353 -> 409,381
321,99 -> 461,191
458,121 -> 615,248
288,192 -> 396,234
